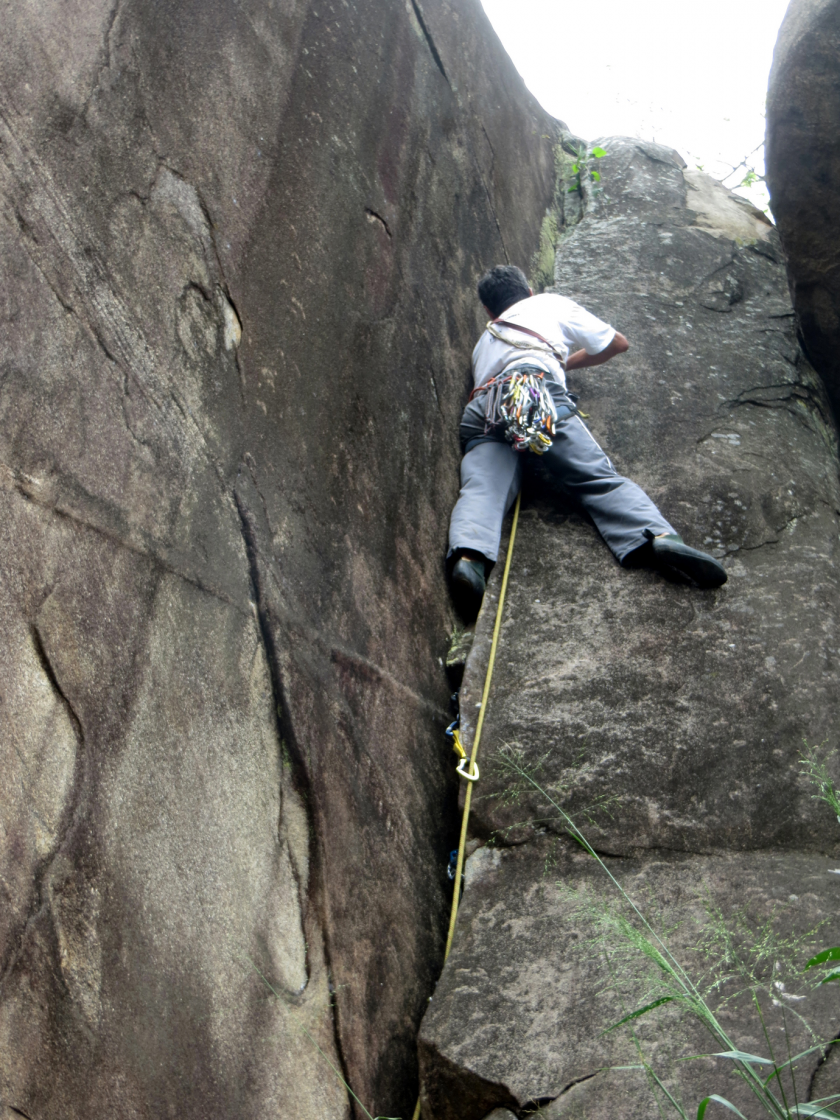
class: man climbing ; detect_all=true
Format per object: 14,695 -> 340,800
449,264 -> 727,614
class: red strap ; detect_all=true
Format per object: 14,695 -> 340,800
491,318 -> 566,365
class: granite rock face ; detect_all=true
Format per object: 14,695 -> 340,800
766,0 -> 840,418
427,844 -> 840,1120
0,3 -> 556,1118
419,139 -> 840,1119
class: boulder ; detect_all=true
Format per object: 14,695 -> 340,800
423,842 -> 840,1120
465,137 -> 840,859
766,0 -> 840,418
419,138 -> 840,1118
0,2 -> 557,1117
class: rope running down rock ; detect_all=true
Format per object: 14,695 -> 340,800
411,492 -> 522,1120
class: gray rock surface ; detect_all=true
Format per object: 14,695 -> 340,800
424,842 -> 840,1120
766,0 -> 840,417
467,138 -> 840,859
419,138 -> 840,1119
0,2 -> 557,1117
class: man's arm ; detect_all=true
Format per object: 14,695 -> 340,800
565,332 -> 629,371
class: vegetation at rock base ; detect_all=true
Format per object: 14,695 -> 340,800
800,741 -> 840,825
493,747 -> 840,1120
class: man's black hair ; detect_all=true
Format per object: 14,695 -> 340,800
477,265 -> 531,318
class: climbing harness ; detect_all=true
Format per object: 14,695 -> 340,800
410,494 -> 521,1120
469,317 -> 574,455
470,367 -> 559,455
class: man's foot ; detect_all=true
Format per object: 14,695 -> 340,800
452,555 -> 487,618
651,533 -> 727,589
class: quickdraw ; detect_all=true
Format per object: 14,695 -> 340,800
471,367 -> 558,455
446,718 -> 479,782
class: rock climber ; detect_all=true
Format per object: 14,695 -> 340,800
448,264 -> 727,614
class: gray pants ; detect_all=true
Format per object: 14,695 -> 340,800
448,382 -> 675,563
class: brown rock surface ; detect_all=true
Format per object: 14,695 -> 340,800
419,138 -> 840,1118
0,2 -> 556,1117
766,0 -> 840,417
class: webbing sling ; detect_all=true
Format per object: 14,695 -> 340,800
488,316 -> 567,367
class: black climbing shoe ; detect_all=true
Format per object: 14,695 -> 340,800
651,534 -> 727,589
452,556 -> 487,619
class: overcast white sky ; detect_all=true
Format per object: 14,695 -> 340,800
480,0 -> 791,212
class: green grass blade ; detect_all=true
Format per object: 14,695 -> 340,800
300,1026 -> 384,1120
805,947 -> 840,969
789,1105 -> 840,1118
243,957 -> 390,1120
646,1062 -> 690,1119
603,996 -> 677,1033
762,1044 -> 827,1081
696,1095 -> 749,1120
803,1095 -> 840,1109
711,1050 -> 774,1066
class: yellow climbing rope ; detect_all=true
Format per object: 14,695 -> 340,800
444,490 -> 521,958
410,492 -> 521,1120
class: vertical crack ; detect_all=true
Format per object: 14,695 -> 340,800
233,481 -> 308,795
235,478 -> 312,997
233,462 -> 358,1112
808,1031 -> 840,1104
30,625 -> 84,743
408,0 -> 450,86
0,624 -> 87,997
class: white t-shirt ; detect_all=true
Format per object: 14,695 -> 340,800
471,292 -> 616,390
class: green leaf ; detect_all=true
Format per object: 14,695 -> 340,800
790,1105 -> 840,1118
696,1095 -> 749,1120
571,163 -> 579,173
800,1095 -> 840,1115
590,170 -> 601,182
603,996 -> 675,1033
711,1050 -> 773,1066
567,186 -> 580,193
806,947 -> 840,969
763,1044 -> 829,1080
591,146 -> 607,158
817,968 -> 840,985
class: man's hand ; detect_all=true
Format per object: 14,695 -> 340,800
566,332 -> 629,371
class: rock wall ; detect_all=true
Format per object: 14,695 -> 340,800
766,0 -> 840,418
419,139 -> 840,1119
0,3 -> 557,1117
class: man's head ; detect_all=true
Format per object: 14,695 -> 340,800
477,265 -> 532,318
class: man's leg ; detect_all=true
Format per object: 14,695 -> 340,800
541,414 -> 726,586
541,415 -> 674,562
448,439 -> 522,563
